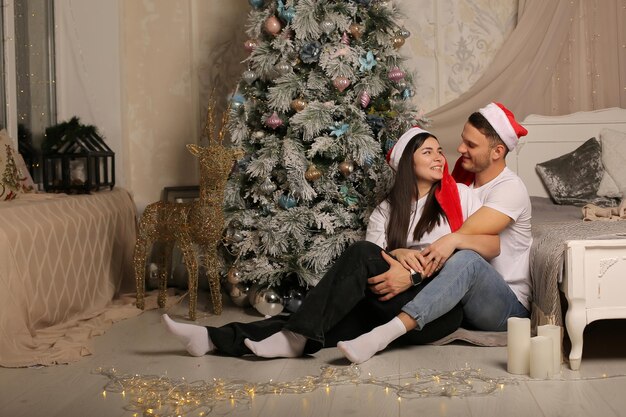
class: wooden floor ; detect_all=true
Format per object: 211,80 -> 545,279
2,295 -> 626,417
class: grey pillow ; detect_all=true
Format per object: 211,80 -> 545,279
536,137 -> 617,206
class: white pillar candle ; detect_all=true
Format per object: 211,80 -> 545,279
507,317 -> 531,375
530,335 -> 553,379
537,324 -> 562,374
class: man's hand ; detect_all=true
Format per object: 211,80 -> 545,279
368,251 -> 412,301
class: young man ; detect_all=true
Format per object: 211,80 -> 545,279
338,102 -> 533,363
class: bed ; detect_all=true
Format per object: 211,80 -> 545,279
506,107 -> 626,370
0,189 -> 140,367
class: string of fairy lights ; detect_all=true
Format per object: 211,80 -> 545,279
95,365 -> 511,416
94,364 -> 626,416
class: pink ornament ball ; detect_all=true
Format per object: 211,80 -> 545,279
265,112 -> 283,129
333,76 -> 351,92
388,67 -> 406,82
264,16 -> 282,35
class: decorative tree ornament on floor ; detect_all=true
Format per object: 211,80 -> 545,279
227,267 -> 242,285
228,282 -> 251,307
134,96 -> 237,320
283,287 -> 305,312
251,286 -> 284,316
96,365 -> 515,417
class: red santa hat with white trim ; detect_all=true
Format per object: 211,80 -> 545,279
386,127 -> 464,232
478,102 -> 528,151
386,127 -> 430,171
452,102 -> 528,185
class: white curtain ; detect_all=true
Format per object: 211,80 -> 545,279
427,0 -> 626,154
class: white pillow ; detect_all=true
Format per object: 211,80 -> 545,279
599,128 -> 626,197
597,171 -> 622,198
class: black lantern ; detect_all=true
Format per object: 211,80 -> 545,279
42,117 -> 115,193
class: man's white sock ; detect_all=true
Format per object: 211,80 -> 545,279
162,314 -> 214,357
244,330 -> 306,358
337,316 -> 407,364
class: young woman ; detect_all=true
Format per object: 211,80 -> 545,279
162,128 -> 498,359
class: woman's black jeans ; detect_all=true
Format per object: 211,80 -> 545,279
207,241 -> 463,356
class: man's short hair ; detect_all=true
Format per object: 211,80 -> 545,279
468,112 -> 508,152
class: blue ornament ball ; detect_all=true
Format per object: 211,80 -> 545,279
248,0 -> 264,8
278,194 -> 297,209
284,288 -> 305,313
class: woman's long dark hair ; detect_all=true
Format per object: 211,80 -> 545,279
385,133 -> 447,251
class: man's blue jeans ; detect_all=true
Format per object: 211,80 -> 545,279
402,249 -> 529,331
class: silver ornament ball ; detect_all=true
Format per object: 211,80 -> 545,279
252,286 -> 284,316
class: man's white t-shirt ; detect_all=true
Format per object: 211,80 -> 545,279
366,183 -> 482,250
470,167 -> 532,309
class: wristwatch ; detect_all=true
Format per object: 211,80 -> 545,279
409,268 -> 423,286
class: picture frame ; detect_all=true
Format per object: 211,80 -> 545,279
162,185 -> 200,203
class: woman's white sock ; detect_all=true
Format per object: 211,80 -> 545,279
244,330 -> 306,358
337,316 -> 407,364
162,314 -> 214,356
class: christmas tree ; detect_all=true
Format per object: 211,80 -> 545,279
223,0 -> 426,295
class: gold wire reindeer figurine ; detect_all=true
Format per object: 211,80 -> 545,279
134,97 -> 236,320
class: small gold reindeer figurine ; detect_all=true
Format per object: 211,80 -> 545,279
134,97 -> 236,320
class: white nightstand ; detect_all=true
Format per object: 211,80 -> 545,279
562,239 -> 626,370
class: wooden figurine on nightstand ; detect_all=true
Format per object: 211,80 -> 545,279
134,97 -> 237,320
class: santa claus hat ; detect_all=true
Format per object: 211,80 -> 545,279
478,102 -> 528,151
386,127 -> 431,171
452,102 -> 528,185
478,103 -> 528,151
386,127 -> 464,232
435,159 -> 463,232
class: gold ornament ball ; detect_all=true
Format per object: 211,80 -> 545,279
338,160 -> 354,177
392,35 -> 405,49
291,98 -> 307,112
264,15 -> 282,35
227,267 -> 242,285
349,23 -> 364,40
305,164 -> 322,181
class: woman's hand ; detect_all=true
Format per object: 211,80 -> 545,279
418,233 -> 460,277
367,251 -> 412,301
389,248 -> 426,275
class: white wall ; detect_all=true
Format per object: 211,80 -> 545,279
55,0 -> 124,187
